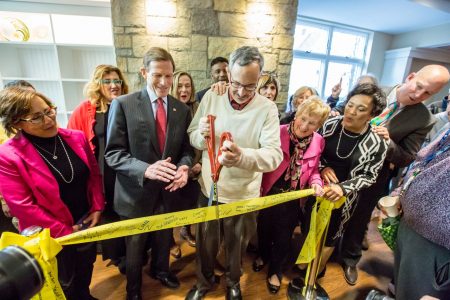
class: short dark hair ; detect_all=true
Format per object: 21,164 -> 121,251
4,80 -> 35,91
0,87 -> 54,136
143,47 -> 175,72
346,83 -> 386,116
210,57 -> 228,69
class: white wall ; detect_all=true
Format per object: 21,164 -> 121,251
366,31 -> 393,81
390,22 -> 450,49
0,1 -> 110,17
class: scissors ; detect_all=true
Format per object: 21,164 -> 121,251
204,115 -> 233,246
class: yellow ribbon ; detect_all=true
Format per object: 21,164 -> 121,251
0,189 -> 316,299
296,196 -> 346,264
0,229 -> 65,300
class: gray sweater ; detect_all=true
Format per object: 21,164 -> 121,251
401,129 -> 450,250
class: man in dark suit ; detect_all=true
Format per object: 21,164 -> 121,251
195,56 -> 228,102
341,64 -> 450,285
105,47 -> 193,300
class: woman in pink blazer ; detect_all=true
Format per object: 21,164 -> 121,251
0,87 -> 104,300
253,97 -> 330,294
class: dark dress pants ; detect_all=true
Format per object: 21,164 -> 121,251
395,220 -> 450,300
57,242 -> 97,300
195,193 -> 256,291
341,163 -> 391,266
257,199 -> 300,277
120,191 -> 175,296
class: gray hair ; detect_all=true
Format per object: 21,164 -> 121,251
356,73 -> 378,86
229,46 -> 264,72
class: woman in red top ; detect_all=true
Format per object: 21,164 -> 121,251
68,64 -> 129,272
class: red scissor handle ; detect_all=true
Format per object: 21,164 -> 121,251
205,115 -> 233,183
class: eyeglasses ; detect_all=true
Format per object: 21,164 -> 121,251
20,107 -> 57,124
100,79 -> 123,85
229,75 -> 257,92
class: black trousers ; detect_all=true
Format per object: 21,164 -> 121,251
257,199 -> 300,278
395,220 -> 450,300
120,216 -> 172,296
341,164 -> 391,266
57,242 -> 96,300
100,208 -> 126,262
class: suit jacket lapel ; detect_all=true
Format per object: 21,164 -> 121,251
139,89 -> 161,156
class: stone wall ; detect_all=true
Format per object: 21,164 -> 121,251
111,0 -> 298,109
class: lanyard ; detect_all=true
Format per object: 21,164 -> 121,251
401,128 -> 450,196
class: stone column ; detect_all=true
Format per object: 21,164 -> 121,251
111,0 -> 298,109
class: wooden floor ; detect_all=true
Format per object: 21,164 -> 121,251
89,217 -> 393,300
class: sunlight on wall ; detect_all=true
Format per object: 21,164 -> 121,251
146,0 -> 176,17
246,2 -> 275,38
145,0 -> 177,34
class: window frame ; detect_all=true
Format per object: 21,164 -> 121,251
291,17 -> 372,98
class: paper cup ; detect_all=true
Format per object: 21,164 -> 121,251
378,196 -> 400,217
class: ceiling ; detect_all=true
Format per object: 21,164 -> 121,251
298,0 -> 450,35
7,0 -> 450,35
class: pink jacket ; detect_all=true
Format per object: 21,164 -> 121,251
261,125 -> 324,196
0,128 -> 105,238
67,100 -> 97,154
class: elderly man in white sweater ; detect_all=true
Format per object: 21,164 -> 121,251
186,46 -> 283,300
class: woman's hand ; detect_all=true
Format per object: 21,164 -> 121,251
321,167 -> 339,184
84,211 -> 102,228
311,183 -> 324,197
323,184 -> 344,202
72,211 -> 102,232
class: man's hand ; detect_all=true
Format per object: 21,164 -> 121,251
166,165 -> 189,192
144,157 -> 177,182
211,81 -> 228,96
372,125 -> 390,140
218,140 -> 242,168
321,167 -> 339,184
199,116 -> 211,138
189,163 -> 202,178
323,184 -> 344,202
331,79 -> 342,99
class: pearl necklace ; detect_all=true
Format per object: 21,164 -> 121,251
336,124 -> 368,159
34,135 -> 74,183
32,136 -> 58,159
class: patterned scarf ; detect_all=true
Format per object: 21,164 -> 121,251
284,121 -> 313,190
371,101 -> 398,126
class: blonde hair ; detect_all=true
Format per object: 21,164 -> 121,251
0,87 -> 54,136
84,64 -> 129,113
256,73 -> 280,101
295,96 -> 330,127
170,71 -> 196,104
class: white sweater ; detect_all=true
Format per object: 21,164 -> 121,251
188,89 -> 282,203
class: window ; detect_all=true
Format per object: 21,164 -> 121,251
288,18 -> 371,109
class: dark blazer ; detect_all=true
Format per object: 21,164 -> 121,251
195,87 -> 210,102
105,89 -> 193,218
385,102 -> 435,168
